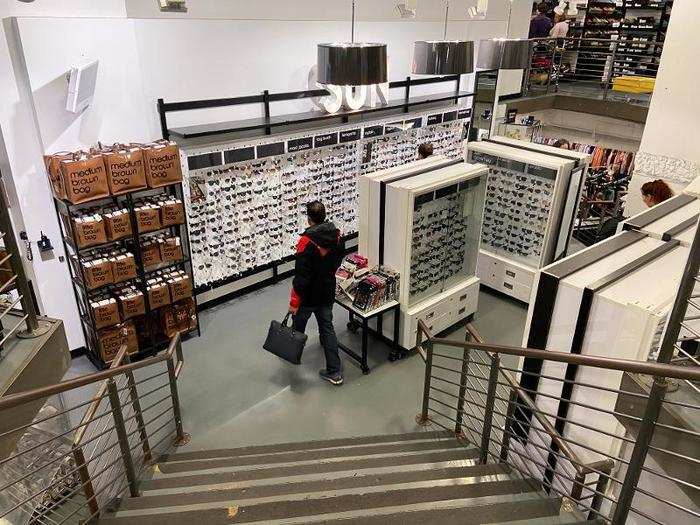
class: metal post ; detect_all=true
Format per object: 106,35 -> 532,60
480,353 -> 500,464
262,90 -> 271,135
73,445 -> 100,520
455,336 -> 472,437
123,354 -> 152,462
167,352 -> 189,445
404,76 -> 411,113
0,177 -> 43,336
416,327 -> 434,426
603,42 -> 617,100
107,378 -> 139,498
570,471 -> 586,501
499,389 -> 517,462
612,376 -> 668,524
589,471 -> 610,520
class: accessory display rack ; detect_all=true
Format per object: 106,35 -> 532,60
465,140 -> 581,303
54,181 -> 200,369
378,161 -> 489,347
156,75 -> 474,307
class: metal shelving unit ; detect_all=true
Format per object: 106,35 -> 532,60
54,181 -> 199,369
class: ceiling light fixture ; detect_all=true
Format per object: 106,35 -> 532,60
396,0 -> 417,19
412,1 -> 474,76
317,1 -> 388,86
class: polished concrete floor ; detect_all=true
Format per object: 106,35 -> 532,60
171,279 -> 528,452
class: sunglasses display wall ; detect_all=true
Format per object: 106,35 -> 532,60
183,116 -> 468,293
466,140 -> 583,304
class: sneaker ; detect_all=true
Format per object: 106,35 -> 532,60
319,369 -> 344,386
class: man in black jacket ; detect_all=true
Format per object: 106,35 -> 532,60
289,201 -> 344,385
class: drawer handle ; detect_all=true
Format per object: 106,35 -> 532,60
503,282 -> 514,290
506,270 -> 516,278
459,294 -> 468,301
458,307 -> 466,315
425,312 -> 435,320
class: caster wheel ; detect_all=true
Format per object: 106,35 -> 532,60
362,368 -> 371,375
388,352 -> 397,362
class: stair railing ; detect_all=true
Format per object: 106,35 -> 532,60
0,332 -> 187,524
415,319 -> 700,524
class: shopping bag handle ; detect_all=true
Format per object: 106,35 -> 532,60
282,312 -> 292,326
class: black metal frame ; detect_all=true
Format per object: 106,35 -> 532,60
157,75 -> 467,140
54,182 -> 200,369
334,298 -> 401,375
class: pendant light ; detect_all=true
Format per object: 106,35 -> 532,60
477,2 -> 531,70
317,1 -> 387,86
412,1 -> 474,75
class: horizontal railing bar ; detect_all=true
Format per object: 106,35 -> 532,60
0,334 -> 181,411
0,295 -> 24,322
54,467 -> 130,525
640,464 -> 700,492
421,324 -> 700,381
484,427 -> 618,510
131,381 -> 170,401
654,419 -> 700,438
633,484 -> 700,518
498,364 -> 650,400
0,393 -> 108,440
495,395 -> 636,446
495,407 -> 628,468
493,383 -> 642,425
149,424 -> 177,452
0,274 -> 18,294
140,403 -> 175,429
0,314 -> 28,346
130,369 -> 169,387
628,506 -> 665,525
647,444 -> 700,465
683,379 -> 700,395
138,393 -> 173,414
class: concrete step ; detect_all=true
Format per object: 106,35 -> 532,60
163,430 -> 453,462
125,463 -> 510,510
156,437 -> 465,474
141,447 -> 480,491
102,479 -> 553,524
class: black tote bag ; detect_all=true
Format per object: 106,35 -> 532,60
263,313 -> 308,365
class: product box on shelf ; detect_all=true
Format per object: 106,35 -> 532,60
159,236 -> 183,263
116,286 -> 146,320
161,298 -> 197,338
134,201 -> 162,233
110,251 -> 137,284
44,152 -> 73,200
166,270 -> 192,302
72,212 -> 107,248
141,238 -> 162,268
90,296 -> 120,330
103,208 -> 133,241
102,145 -> 148,195
142,141 -> 182,188
147,278 -> 171,309
159,197 -> 185,227
96,321 -> 138,363
82,256 -> 115,290
59,152 -> 110,204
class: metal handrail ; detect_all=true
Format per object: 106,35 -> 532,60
463,323 -> 615,484
0,333 -> 184,412
418,320 -> 700,382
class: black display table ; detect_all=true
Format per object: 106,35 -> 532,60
334,296 -> 401,375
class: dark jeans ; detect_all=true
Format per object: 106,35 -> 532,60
294,304 -> 342,375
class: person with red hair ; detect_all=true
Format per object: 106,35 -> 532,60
641,179 -> 674,208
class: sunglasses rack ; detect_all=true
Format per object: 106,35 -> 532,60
54,181 -> 200,370
467,140 -> 583,304
181,110 -> 470,302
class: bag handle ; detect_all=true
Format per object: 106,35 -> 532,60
282,312 -> 292,326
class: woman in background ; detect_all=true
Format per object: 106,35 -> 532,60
641,179 -> 674,208
550,7 -> 570,38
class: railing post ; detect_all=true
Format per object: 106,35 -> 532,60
499,389 -> 517,462
416,325 -> 433,426
73,445 -> 100,521
107,378 -> 139,498
611,376 -> 668,524
480,353 -> 500,465
454,345 -> 471,437
123,354 -> 152,462
589,471 -> 611,521
167,346 -> 189,445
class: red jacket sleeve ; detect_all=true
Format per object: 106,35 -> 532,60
290,236 -> 312,308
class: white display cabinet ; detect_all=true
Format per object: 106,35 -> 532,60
358,155 -> 454,263
465,141 -> 579,303
382,162 -> 489,347
515,230 -> 690,499
619,192 -> 700,246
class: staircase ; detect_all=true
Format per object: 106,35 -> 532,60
100,431 -> 596,524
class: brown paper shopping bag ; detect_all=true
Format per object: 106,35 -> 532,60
141,141 -> 182,188
103,145 -> 147,195
59,152 -> 110,204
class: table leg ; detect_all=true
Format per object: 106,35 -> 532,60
361,318 -> 370,375
393,305 -> 400,349
347,311 -> 359,333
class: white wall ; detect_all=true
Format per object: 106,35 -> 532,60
628,0 -> 700,215
2,0 -> 528,350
